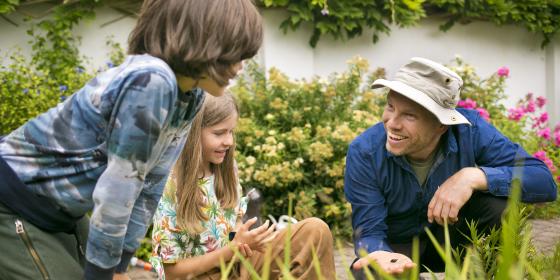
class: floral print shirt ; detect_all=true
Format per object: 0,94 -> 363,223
150,176 -> 247,279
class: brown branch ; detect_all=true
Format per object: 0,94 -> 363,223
19,0 -> 60,7
1,14 -> 18,27
100,13 -> 129,28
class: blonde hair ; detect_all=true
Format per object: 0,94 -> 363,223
174,93 -> 239,233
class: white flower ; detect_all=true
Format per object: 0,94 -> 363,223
246,156 -> 256,165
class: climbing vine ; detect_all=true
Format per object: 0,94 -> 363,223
262,0 -> 559,47
1,0 -> 558,53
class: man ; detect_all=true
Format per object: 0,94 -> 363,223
344,57 -> 557,275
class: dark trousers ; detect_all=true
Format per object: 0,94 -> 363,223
353,192 -> 507,278
396,192 -> 507,272
0,202 -> 89,280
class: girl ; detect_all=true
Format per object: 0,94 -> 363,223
0,1 -> 262,279
151,94 -> 337,280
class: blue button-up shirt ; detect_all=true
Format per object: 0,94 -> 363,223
344,108 -> 557,254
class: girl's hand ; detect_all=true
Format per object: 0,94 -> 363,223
236,243 -> 253,258
233,217 -> 277,252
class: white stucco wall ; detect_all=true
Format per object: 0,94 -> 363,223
261,9 -> 553,111
1,7 -> 558,123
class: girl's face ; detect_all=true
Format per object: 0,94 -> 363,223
201,113 -> 238,173
199,62 -> 244,97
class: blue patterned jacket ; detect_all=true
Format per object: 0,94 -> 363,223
0,54 -> 204,272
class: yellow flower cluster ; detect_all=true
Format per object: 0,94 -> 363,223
268,68 -> 290,89
332,123 -> 355,143
346,56 -> 370,72
315,125 -> 332,138
253,161 -> 304,187
352,110 -> 379,125
253,136 -> 285,159
270,97 -> 288,110
308,141 -> 334,163
287,127 -> 306,142
326,163 -> 344,178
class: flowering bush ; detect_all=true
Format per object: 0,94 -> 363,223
231,57 -> 385,237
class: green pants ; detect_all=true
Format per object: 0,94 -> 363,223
0,202 -> 88,280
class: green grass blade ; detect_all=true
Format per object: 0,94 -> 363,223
496,179 -> 522,280
310,244 -> 324,279
410,236 -> 419,280
233,247 -> 261,280
275,258 -> 296,280
283,197 -> 293,268
335,239 -> 355,280
260,245 -> 273,279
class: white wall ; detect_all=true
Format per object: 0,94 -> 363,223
261,9 -> 553,111
0,6 -> 135,67
1,7 -> 558,123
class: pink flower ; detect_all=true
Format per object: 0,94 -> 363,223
508,107 -> 525,121
533,151 -> 557,172
497,66 -> 509,77
544,158 -> 557,172
554,130 -> 560,146
457,98 -> 477,109
536,96 -> 547,108
555,123 -> 560,133
524,100 -> 535,113
533,150 -> 546,161
538,112 -> 549,124
537,127 -> 551,140
475,108 -> 490,121
557,176 -> 560,182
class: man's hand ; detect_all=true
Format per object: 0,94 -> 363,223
353,251 -> 415,275
428,167 -> 487,225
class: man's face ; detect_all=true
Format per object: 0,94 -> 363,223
382,91 -> 447,161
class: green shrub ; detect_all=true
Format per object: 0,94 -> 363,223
231,57 -> 385,238
0,51 -> 92,135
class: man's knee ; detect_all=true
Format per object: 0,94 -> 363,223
464,192 -> 507,230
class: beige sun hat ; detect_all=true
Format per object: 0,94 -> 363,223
371,57 -> 471,126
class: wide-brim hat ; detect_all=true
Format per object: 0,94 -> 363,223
371,57 -> 471,126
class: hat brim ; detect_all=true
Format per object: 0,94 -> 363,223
371,79 -> 471,126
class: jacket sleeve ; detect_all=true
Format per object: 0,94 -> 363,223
472,114 -> 557,203
344,142 -> 392,256
85,70 -> 176,279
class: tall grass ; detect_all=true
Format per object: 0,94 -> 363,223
213,183 -> 559,279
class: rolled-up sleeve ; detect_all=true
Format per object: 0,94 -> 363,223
473,114 -> 557,203
344,143 -> 392,256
